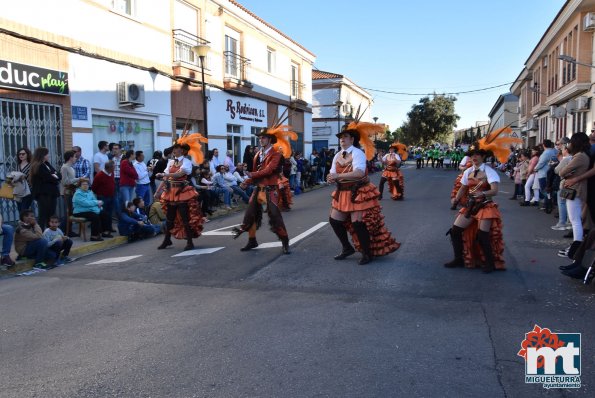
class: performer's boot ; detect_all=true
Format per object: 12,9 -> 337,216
444,226 -> 464,268
395,179 -> 403,200
352,221 -> 372,265
157,233 -> 173,250
378,177 -> 386,200
477,230 -> 495,273
241,237 -> 258,251
281,236 -> 290,254
183,224 -> 195,251
329,217 -> 355,260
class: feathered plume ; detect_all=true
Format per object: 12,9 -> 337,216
346,121 -> 384,160
176,133 -> 208,164
269,125 -> 297,158
478,126 -> 522,163
390,142 -> 409,161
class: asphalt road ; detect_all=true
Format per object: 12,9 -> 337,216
1,163 -> 594,397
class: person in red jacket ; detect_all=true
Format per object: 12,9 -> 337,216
91,160 -> 116,232
119,150 -> 138,211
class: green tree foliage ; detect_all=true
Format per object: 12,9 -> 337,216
399,95 -> 460,145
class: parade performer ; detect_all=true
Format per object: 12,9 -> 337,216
155,132 -> 207,251
378,142 -> 407,200
278,172 -> 292,211
327,115 -> 400,265
232,114 -> 296,254
445,127 -> 521,273
450,151 -> 473,210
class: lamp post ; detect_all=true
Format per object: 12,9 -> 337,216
192,44 -> 210,136
335,100 -> 343,146
373,117 -> 379,144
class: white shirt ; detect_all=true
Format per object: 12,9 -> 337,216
382,153 -> 401,162
330,145 -> 367,173
93,151 -> 109,172
461,163 -> 500,186
164,156 -> 193,176
233,171 -> 247,183
133,160 -> 151,184
459,155 -> 470,167
224,156 -> 235,173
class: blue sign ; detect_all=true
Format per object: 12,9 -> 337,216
72,106 -> 88,121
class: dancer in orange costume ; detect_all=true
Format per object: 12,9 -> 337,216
445,127 -> 521,272
378,142 -> 407,200
450,154 -> 473,210
327,114 -> 400,265
155,132 -> 208,251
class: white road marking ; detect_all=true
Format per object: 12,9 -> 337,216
202,224 -> 241,236
256,222 -> 328,249
87,255 -> 142,265
499,191 -> 510,194
172,247 -> 225,257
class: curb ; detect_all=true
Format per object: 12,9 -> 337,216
0,184 -> 329,277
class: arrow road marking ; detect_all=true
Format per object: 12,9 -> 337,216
202,224 -> 241,236
256,222 -> 328,249
172,247 -> 225,257
87,255 -> 142,265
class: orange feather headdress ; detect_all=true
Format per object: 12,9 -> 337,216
389,142 -> 409,161
255,107 -> 297,158
476,126 -> 522,163
335,104 -> 382,160
176,132 -> 208,164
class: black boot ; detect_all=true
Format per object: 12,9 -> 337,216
378,177 -> 386,200
559,262 -> 580,271
444,226 -> 464,268
281,236 -> 290,254
240,237 -> 258,251
183,225 -> 194,251
183,240 -> 195,251
157,234 -> 173,250
352,221 -> 372,265
568,240 -> 583,260
395,180 -> 403,200
329,217 -> 355,260
477,230 -> 495,273
562,265 -> 588,279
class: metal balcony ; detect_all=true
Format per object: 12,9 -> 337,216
224,51 -> 250,82
172,29 -> 210,70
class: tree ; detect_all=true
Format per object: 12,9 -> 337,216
399,95 -> 460,145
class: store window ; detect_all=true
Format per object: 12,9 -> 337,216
227,124 -> 242,165
92,115 -> 154,157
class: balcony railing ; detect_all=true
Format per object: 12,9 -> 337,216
173,29 -> 210,69
290,79 -> 306,100
224,51 -> 250,82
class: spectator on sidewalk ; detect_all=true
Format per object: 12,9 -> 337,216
148,150 -> 162,195
15,147 -> 33,212
43,215 -> 73,264
72,146 -> 91,181
118,201 -> 157,242
60,150 -> 79,215
132,197 -> 161,235
134,151 -> 152,206
91,160 -> 116,232
148,200 -> 167,232
15,210 -> 52,268
73,178 -> 112,241
109,143 -> 123,217
521,146 -> 541,206
243,145 -> 255,172
208,148 -> 221,175
223,165 -> 249,204
1,215 -> 16,266
224,150 -> 235,174
553,139 -> 572,230
29,147 -> 61,229
119,150 -> 138,211
212,165 -> 232,209
534,139 -> 558,204
93,140 -> 110,176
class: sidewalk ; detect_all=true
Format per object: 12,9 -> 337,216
0,183 -> 328,277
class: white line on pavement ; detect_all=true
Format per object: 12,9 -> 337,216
87,255 -> 143,265
256,222 -> 328,249
172,247 -> 225,257
202,224 -> 241,236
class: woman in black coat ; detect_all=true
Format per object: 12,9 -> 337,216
242,145 -> 255,172
29,147 -> 61,229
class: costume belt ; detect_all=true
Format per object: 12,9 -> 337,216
256,184 -> 278,192
336,177 -> 369,191
385,165 -> 399,171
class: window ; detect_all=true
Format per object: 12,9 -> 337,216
226,124 -> 242,164
251,126 -> 260,147
225,35 -> 239,77
112,0 -> 135,16
267,48 -> 276,73
291,63 -> 299,98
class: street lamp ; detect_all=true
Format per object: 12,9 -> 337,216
558,54 -> 595,68
192,44 -> 210,136
372,117 -> 379,143
335,100 -> 343,143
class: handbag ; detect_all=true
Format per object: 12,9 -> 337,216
559,187 -> 577,200
0,182 -> 14,199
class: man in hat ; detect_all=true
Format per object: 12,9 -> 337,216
233,128 -> 290,254
155,142 -> 203,251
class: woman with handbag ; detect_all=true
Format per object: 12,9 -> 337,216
29,147 -> 61,229
15,147 -> 33,211
557,132 -> 591,260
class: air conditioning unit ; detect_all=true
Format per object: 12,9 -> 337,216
577,96 -> 590,111
342,103 -> 352,114
117,82 -> 145,107
567,99 -> 577,113
549,105 -> 566,119
584,12 -> 595,32
543,56 -> 548,67
527,118 -> 538,131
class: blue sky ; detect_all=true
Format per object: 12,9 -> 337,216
238,0 -> 566,131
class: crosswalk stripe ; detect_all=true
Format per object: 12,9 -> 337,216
87,255 -> 142,265
256,222 -> 328,249
172,247 -> 225,257
202,224 -> 241,236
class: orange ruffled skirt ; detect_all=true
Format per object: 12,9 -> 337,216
383,170 -> 404,200
457,202 -> 505,269
161,186 -> 204,240
332,183 -> 400,257
451,173 -> 468,206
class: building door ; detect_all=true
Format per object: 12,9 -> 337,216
226,124 -> 242,165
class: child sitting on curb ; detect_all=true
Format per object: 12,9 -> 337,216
14,210 -> 54,269
118,201 -> 158,243
43,215 -> 73,265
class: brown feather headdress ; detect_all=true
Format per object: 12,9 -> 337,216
255,107 -> 297,158
176,132 -> 208,164
476,126 -> 522,163
389,142 -> 409,161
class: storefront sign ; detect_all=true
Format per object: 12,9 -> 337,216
72,106 -> 88,121
0,60 -> 69,95
225,99 -> 265,122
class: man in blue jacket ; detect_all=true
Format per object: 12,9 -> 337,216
534,139 -> 558,207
